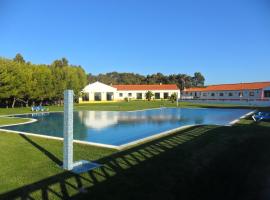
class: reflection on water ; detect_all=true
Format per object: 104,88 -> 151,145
78,111 -> 118,129
31,113 -> 50,117
77,109 -> 182,129
3,108 -> 251,146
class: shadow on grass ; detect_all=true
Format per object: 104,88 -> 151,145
0,126 -> 214,199
19,134 -> 63,166
1,122 -> 270,200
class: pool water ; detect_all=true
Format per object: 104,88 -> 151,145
1,108 -> 252,146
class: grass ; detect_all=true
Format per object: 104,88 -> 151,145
0,117 -> 270,199
0,100 -> 259,116
0,117 -> 30,126
0,101 -> 270,199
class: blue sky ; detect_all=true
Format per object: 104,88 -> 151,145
0,0 -> 270,85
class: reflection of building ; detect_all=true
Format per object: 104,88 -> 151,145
79,81 -> 180,103
78,111 -> 118,129
78,110 -> 182,129
181,82 -> 270,106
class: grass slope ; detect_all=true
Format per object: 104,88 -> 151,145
0,117 -> 270,199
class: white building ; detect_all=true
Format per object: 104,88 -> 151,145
79,81 -> 180,103
181,82 -> 270,106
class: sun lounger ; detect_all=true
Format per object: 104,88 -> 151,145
31,106 -> 47,112
252,112 -> 270,122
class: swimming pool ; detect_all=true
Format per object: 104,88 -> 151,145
0,108 -> 253,148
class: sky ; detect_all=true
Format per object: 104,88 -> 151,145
0,0 -> 270,85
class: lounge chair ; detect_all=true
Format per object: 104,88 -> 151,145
252,112 -> 270,122
31,106 -> 46,112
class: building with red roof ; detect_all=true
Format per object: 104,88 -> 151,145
181,82 -> 270,106
79,81 -> 180,102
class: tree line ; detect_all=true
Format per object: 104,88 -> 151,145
0,54 -> 205,108
0,54 -> 87,108
88,71 -> 205,89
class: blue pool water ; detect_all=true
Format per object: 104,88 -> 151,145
1,108 -> 252,146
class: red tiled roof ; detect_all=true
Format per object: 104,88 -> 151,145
184,82 -> 270,92
113,84 -> 179,91
184,87 -> 208,92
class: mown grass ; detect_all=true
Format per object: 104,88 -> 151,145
0,100 -> 259,116
1,102 -> 270,199
0,132 -> 116,197
0,116 -> 270,199
0,117 -> 30,126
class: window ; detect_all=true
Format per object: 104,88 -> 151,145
136,93 -> 142,99
219,93 -> 224,97
264,90 -> 270,97
203,93 -> 207,97
239,92 -> 243,97
119,93 -> 123,97
228,92 -> 233,96
211,93 -> 215,97
82,93 -> 89,101
249,91 -> 254,96
106,92 -> 113,101
128,93 -> 132,97
164,93 -> 169,99
94,92 -> 101,101
155,93 -> 160,99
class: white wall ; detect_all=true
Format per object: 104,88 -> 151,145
181,87 -> 270,106
180,99 -> 270,107
81,81 -> 117,101
115,90 -> 180,100
182,89 -> 263,100
80,81 -> 180,102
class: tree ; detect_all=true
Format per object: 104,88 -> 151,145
0,59 -> 17,107
145,73 -> 167,84
31,65 -> 54,104
0,59 -> 29,107
87,72 -> 206,89
61,57 -> 68,66
192,72 -> 205,87
13,53 -> 25,63
145,91 -> 153,101
0,56 -> 88,107
51,57 -> 69,68
169,93 -> 177,103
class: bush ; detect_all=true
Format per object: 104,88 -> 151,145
169,93 -> 177,103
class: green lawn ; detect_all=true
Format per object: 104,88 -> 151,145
0,102 -> 270,199
0,117 -> 31,126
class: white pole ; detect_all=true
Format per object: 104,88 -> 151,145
63,90 -> 74,170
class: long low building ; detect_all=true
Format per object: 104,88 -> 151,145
181,82 -> 270,106
79,81 -> 180,103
